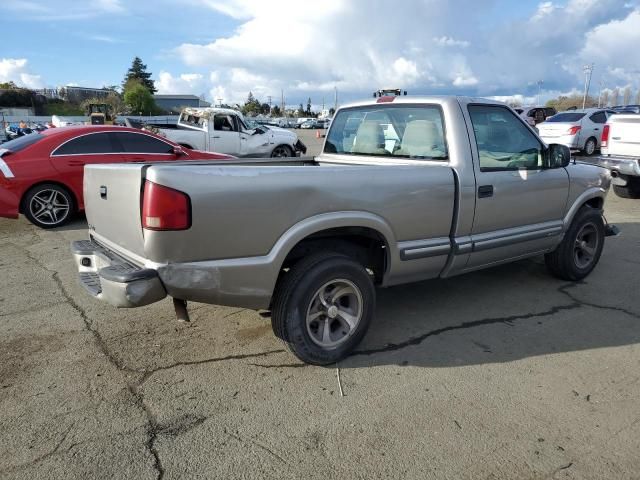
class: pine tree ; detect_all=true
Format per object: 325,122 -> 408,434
122,57 -> 156,94
306,97 -> 312,115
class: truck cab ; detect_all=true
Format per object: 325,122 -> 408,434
160,107 -> 304,158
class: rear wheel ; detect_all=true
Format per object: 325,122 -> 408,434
583,137 -> 597,156
613,178 -> 640,199
271,145 -> 293,158
271,252 -> 375,365
23,184 -> 75,229
545,206 -> 604,281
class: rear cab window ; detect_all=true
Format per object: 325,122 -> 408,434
324,105 -> 447,160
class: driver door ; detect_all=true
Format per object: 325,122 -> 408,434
211,113 -> 241,155
465,104 -> 569,269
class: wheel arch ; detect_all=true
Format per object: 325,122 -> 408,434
562,187 -> 605,229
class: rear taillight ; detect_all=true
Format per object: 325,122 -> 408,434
142,181 -> 191,230
567,126 -> 581,135
601,124 -> 610,148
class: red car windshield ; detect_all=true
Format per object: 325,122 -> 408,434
1,132 -> 44,153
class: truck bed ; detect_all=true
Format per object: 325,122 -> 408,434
83,158 -> 456,300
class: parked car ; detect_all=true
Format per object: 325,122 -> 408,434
71,95 -> 615,365
158,108 -> 306,158
514,106 -> 557,127
537,108 -> 616,155
0,126 -> 232,228
590,114 -> 640,198
612,105 -> 640,114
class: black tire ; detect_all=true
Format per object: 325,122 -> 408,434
270,145 -> 293,158
271,252 -> 375,365
545,206 -> 605,281
582,137 -> 597,156
612,179 -> 640,199
22,183 -> 75,229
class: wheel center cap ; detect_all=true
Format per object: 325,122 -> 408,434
327,305 -> 338,319
47,205 -> 53,210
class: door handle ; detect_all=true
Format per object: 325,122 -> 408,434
594,128 -> 599,131
478,185 -> 494,198
212,135 -> 221,139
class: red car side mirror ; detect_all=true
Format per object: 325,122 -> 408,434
173,146 -> 185,156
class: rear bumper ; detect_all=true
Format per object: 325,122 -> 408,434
591,155 -> 640,181
71,239 -> 167,308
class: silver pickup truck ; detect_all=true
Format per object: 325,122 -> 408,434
71,96 -> 615,365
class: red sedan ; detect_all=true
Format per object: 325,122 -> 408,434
0,125 -> 232,228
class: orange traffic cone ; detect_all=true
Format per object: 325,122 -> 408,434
316,130 -> 321,139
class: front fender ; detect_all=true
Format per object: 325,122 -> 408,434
563,187 -> 606,228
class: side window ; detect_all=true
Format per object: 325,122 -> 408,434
589,112 -> 607,124
53,132 -> 117,155
324,105 -> 447,160
214,114 -> 237,132
113,132 -> 173,154
468,105 -> 543,171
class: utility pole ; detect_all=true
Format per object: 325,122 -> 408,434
216,97 -> 223,107
334,86 -> 338,112
536,80 -> 543,106
582,63 -> 594,110
281,89 -> 284,116
267,95 -> 272,115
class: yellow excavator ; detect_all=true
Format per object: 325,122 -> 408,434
86,104 -> 113,125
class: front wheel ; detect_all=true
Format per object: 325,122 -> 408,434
271,145 -> 293,158
271,252 -> 375,365
23,184 -> 75,229
545,206 -> 605,281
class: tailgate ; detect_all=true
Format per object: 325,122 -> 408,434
83,164 -> 147,260
608,117 -> 640,157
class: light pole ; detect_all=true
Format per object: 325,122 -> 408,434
597,81 -> 604,108
536,80 -> 543,105
582,63 -> 594,110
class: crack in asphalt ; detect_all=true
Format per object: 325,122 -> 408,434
353,299 -> 581,357
558,283 -> 640,320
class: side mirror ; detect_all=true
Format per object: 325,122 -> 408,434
546,144 -> 571,168
173,145 -> 185,156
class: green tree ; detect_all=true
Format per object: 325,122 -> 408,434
298,103 -> 304,116
271,105 -> 281,117
122,57 -> 156,93
124,80 -> 156,115
0,81 -> 18,90
241,91 -> 262,116
260,103 -> 271,115
545,94 -> 597,111
80,92 -> 126,118
329,107 -> 335,116
306,97 -> 312,115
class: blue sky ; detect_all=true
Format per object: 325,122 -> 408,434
2,0 -> 640,107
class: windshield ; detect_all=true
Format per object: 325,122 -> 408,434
324,105 -> 447,160
545,113 -> 586,123
1,132 -> 44,153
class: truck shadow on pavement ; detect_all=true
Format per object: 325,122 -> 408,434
341,222 -> 639,370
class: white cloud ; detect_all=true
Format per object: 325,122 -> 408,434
532,2 -> 558,21
156,71 -> 207,94
0,58 -> 44,89
433,36 -> 470,48
453,75 -> 478,87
